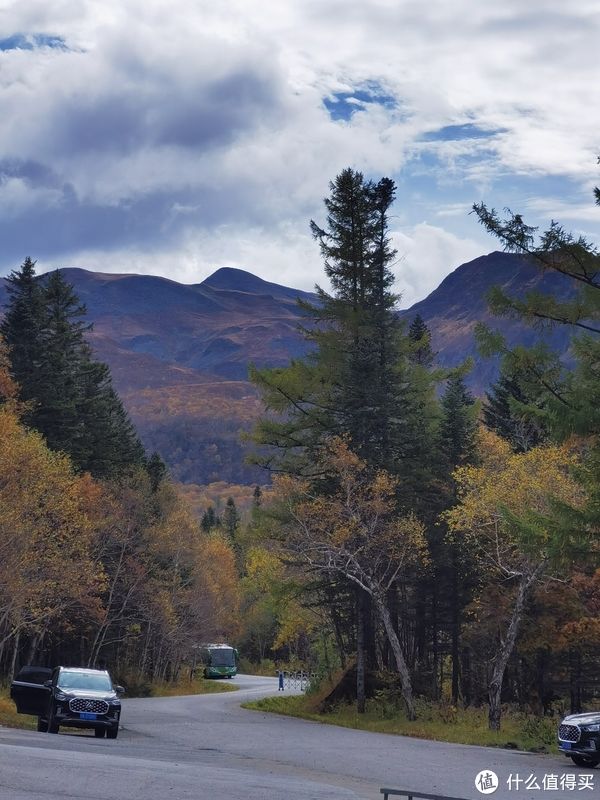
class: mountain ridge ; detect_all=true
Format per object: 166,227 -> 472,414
0,252 -> 573,484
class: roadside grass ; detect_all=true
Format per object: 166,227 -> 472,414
242,695 -> 558,753
0,690 -> 36,730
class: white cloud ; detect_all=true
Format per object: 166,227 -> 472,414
1,0 -> 599,298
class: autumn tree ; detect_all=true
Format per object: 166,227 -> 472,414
0,407 -> 103,679
446,427 -> 586,729
274,438 -> 428,720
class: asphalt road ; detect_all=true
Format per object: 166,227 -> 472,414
0,674 -> 595,800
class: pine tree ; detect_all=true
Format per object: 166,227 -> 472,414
147,452 -> 168,493
0,257 -> 46,408
201,506 -> 219,533
483,368 -> 547,452
439,373 -> 477,469
222,497 -> 239,543
32,269 -> 90,456
2,263 -> 143,477
408,314 -> 434,367
251,168 -> 444,715
437,372 -> 478,702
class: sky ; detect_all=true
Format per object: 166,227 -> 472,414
1,0 -> 599,307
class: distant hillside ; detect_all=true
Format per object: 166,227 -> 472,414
399,251 -> 574,392
0,253 -> 575,484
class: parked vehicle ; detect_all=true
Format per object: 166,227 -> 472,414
197,643 -> 239,678
11,665 -> 124,738
558,711 -> 600,767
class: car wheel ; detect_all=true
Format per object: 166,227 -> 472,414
94,728 -> 106,738
571,755 -> 600,768
37,717 -> 48,732
106,727 -> 119,739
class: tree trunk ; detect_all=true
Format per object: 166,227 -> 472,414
9,628 -> 21,684
373,594 -> 416,720
487,567 -> 543,730
356,590 -> 366,714
451,552 -> 461,704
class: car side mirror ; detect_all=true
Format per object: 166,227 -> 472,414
115,685 -> 125,695
43,680 -> 52,688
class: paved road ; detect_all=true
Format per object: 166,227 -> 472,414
0,674 -> 594,800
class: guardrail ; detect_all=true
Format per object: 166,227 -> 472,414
380,790 -> 467,800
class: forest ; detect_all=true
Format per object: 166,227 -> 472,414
0,167 -> 598,734
0,263 -> 240,690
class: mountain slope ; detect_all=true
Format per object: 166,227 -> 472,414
0,252 -> 575,483
400,251 -> 574,391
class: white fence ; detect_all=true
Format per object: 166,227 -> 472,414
279,670 -> 316,691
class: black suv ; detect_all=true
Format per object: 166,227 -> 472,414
11,665 -> 124,738
558,712 -> 600,767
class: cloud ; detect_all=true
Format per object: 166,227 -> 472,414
0,0 -> 598,305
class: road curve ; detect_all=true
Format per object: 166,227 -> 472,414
0,674 -> 587,800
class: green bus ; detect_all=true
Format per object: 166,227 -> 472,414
198,643 -> 239,678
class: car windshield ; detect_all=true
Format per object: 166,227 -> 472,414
58,672 -> 112,691
209,649 -> 235,667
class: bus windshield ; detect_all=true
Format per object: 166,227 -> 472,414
209,648 -> 236,667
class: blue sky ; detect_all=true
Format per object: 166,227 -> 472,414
0,0 -> 599,306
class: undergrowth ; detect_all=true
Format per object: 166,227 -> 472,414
243,694 -> 558,753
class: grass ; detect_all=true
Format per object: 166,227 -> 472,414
242,694 -> 559,753
0,675 -> 236,731
0,690 -> 36,730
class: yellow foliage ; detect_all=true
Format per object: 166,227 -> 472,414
445,426 -> 583,570
0,407 -> 104,633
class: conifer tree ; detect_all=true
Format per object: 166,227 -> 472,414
222,497 -> 240,543
2,262 -> 143,477
147,452 -> 168,493
251,169 -> 443,713
408,314 -> 434,367
0,257 -> 45,408
439,373 -> 477,469
437,372 -> 478,701
483,367 -> 547,452
201,506 -> 219,533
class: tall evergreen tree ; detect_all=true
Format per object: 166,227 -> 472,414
437,372 -> 478,702
222,497 -> 240,543
408,314 -> 434,368
201,506 -> 219,533
483,367 -> 547,452
2,261 -> 143,477
439,373 -> 477,469
0,257 -> 46,408
251,169 -> 444,714
147,452 -> 168,493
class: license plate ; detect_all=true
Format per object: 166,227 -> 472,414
79,712 -> 97,720
560,742 -> 572,750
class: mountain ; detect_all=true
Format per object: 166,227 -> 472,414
0,253 -> 575,485
399,251 -> 575,392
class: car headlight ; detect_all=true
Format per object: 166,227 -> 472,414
54,691 -> 68,701
583,724 -> 600,732
109,699 -> 121,706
